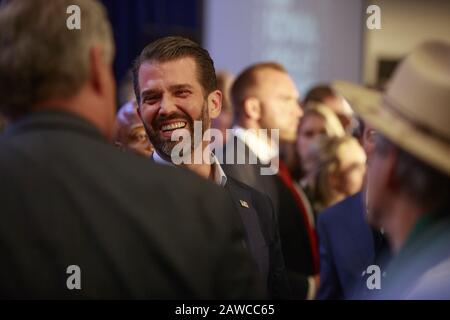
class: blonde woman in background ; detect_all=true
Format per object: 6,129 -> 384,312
296,103 -> 346,185
305,136 -> 367,215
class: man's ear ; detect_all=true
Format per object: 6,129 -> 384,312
243,97 -> 261,120
207,90 -> 222,119
384,147 -> 400,191
88,45 -> 108,96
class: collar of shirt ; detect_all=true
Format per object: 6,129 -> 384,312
152,151 -> 227,187
232,125 -> 278,164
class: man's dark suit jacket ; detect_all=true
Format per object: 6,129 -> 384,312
317,192 -> 387,299
221,135 -> 315,299
0,111 -> 262,299
224,177 -> 291,299
149,153 -> 290,299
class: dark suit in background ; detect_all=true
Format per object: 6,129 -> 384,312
222,134 -> 318,299
0,111 -> 262,299
317,192 -> 389,299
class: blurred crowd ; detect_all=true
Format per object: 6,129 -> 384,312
0,0 -> 449,300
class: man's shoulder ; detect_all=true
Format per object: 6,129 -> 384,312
0,120 -> 229,212
226,176 -> 272,207
114,152 -> 233,212
318,192 -> 364,226
407,255 -> 450,299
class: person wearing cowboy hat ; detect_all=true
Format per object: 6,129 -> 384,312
333,40 -> 450,299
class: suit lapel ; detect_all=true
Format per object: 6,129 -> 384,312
225,179 -> 268,278
222,135 -> 279,207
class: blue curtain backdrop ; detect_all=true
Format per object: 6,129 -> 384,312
101,0 -> 203,97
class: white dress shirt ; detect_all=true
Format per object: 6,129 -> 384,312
152,151 -> 227,187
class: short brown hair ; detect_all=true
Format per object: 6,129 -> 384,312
132,36 -> 217,104
302,84 -> 337,106
231,62 -> 286,121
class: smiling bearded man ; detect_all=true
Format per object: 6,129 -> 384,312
132,36 -> 291,299
146,97 -> 210,161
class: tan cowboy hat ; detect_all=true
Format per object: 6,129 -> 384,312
333,40 -> 450,176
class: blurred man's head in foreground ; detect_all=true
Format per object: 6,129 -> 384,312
0,0 -> 116,138
335,41 -> 450,252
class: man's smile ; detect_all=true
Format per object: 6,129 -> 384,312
160,120 -> 187,132
156,119 -> 190,139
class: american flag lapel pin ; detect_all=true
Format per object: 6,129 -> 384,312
239,200 -> 250,208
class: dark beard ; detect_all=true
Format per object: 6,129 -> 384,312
145,101 -> 210,161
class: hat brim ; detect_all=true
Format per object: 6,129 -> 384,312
333,81 -> 450,176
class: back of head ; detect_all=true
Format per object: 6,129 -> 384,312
307,135 -> 365,210
302,84 -> 337,106
231,62 -> 287,122
0,0 -> 114,119
303,84 -> 354,131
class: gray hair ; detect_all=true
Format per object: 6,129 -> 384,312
374,134 -> 450,212
0,0 -> 114,118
